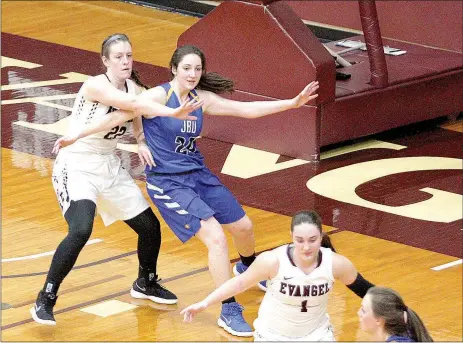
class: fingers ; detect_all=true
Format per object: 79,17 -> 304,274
52,138 -> 63,154
185,99 -> 204,111
308,84 -> 320,95
52,144 -> 60,155
138,152 -> 146,166
192,100 -> 204,110
148,154 -> 155,168
138,152 -> 155,168
303,81 -> 319,94
180,309 -> 192,323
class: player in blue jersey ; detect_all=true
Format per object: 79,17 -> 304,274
358,287 -> 433,342
53,44 -> 319,336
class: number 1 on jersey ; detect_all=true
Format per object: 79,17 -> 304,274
301,300 -> 308,312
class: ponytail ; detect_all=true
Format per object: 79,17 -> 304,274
321,233 -> 336,253
196,72 -> 234,94
130,69 -> 150,90
407,308 -> 434,342
367,287 -> 433,342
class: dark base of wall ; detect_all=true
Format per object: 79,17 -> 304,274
121,0 -> 357,42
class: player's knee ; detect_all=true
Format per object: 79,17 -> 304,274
65,200 -> 95,244
125,207 -> 161,236
67,219 -> 93,245
206,230 -> 228,253
236,216 -> 253,235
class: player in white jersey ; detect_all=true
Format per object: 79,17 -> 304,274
30,33 -> 200,326
181,210 -> 376,341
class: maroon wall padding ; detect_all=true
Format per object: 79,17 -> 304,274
358,0 -> 388,88
320,70 -> 463,146
177,1 -> 462,160
177,0 -> 335,159
178,0 -> 335,103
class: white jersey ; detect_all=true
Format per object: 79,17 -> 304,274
65,78 -> 136,155
52,77 -> 149,225
254,245 -> 335,339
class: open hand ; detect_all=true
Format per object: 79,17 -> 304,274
137,143 -> 155,168
292,81 -> 320,108
173,98 -> 204,120
180,301 -> 208,323
52,134 -> 79,154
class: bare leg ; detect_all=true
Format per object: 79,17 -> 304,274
195,216 -> 231,286
222,215 -> 254,257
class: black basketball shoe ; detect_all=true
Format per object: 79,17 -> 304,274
30,291 -> 58,325
130,277 -> 178,304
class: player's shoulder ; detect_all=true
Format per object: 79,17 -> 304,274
140,85 -> 168,103
195,88 -> 213,100
255,250 -> 280,277
126,79 -> 144,95
82,74 -> 109,93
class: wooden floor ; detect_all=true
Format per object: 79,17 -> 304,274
1,1 -> 462,342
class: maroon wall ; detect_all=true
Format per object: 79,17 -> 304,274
179,0 -> 335,103
286,1 -> 462,52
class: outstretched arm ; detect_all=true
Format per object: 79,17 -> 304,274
332,253 -> 375,298
52,88 -> 202,153
180,252 -> 279,323
201,81 -> 319,118
85,77 -> 202,118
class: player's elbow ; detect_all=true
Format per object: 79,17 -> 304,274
131,100 -> 144,116
234,278 -> 247,294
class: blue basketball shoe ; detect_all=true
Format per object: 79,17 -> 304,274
217,302 -> 253,337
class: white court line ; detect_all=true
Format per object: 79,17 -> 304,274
1,238 -> 103,262
431,259 -> 462,271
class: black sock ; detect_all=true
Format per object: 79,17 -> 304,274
222,296 -> 236,304
42,279 -> 60,295
138,266 -> 157,285
240,253 -> 256,267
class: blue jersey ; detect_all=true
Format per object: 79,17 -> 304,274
386,335 -> 414,342
143,83 -> 205,174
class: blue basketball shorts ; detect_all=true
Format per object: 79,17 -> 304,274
145,167 -> 246,243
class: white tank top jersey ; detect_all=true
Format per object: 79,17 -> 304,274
255,245 -> 335,338
65,78 -> 136,155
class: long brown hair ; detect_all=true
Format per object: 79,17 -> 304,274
290,210 -> 336,252
101,33 -> 150,90
367,287 -> 433,342
169,45 -> 234,94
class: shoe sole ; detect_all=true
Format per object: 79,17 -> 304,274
29,307 -> 56,326
130,289 -> 178,305
233,265 -> 267,292
217,318 -> 253,337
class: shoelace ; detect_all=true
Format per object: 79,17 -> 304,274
146,279 -> 170,293
225,303 -> 246,324
40,297 -> 56,313
154,282 -> 169,292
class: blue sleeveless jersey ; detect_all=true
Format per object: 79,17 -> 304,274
386,335 -> 414,342
143,82 -> 205,174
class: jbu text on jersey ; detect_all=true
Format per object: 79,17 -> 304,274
181,120 -> 197,134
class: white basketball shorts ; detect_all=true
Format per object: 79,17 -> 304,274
52,150 -> 149,226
